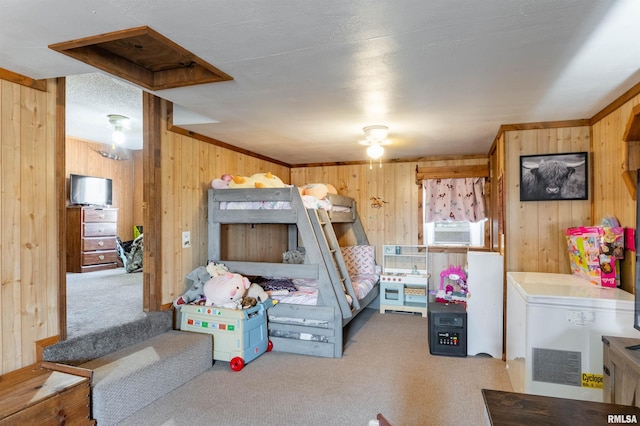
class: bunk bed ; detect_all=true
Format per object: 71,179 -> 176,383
208,187 -> 380,358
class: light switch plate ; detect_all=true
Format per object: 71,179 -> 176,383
182,231 -> 191,248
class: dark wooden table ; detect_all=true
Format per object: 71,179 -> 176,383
482,389 -> 640,425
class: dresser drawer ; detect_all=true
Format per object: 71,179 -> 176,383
83,208 -> 117,223
84,222 -> 117,237
82,250 -> 118,266
82,236 -> 116,251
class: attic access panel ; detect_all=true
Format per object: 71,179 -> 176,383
49,26 -> 232,91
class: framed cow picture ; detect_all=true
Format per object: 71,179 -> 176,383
519,152 -> 588,201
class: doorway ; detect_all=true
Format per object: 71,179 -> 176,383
56,74 -> 160,340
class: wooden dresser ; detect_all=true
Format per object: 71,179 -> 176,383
66,206 -> 119,273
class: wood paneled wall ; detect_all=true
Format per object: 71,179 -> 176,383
504,126 -> 592,275
0,78 -> 58,374
65,137 -> 138,241
2,71 -> 639,376
592,93 -> 640,293
158,99 -> 290,305
290,156 -> 488,284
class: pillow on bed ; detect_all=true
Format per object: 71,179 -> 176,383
340,245 -> 375,275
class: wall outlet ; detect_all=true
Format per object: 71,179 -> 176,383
182,231 -> 191,248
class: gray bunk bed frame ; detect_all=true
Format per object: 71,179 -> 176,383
208,187 -> 379,358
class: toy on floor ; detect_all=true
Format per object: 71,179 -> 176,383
435,265 -> 468,304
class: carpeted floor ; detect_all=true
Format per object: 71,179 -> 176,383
120,308 -> 513,426
66,268 -> 145,338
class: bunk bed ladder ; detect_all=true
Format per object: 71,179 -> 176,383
310,209 -> 361,314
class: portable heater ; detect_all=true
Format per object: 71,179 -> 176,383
428,302 -> 467,357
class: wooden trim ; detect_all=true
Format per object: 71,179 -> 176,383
427,246 -> 470,254
591,80 -> 640,125
143,92 -> 163,311
293,153 -> 488,169
620,104 -> 640,200
167,121 -> 290,168
40,362 -> 93,379
623,171 -> 637,201
416,163 -> 490,182
623,104 -> 640,142
0,67 -> 47,91
492,120 -> 591,148
34,336 -> 59,362
56,77 -> 67,341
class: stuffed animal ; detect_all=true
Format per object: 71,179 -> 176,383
241,296 -> 258,309
298,183 -> 338,199
229,172 -> 285,189
203,272 -> 251,309
206,262 -> 229,278
252,172 -> 285,188
246,283 -> 269,303
211,174 -> 232,189
173,266 -> 211,308
173,263 -> 229,308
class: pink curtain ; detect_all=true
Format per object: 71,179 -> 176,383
422,178 -> 487,223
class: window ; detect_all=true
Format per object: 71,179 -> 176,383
421,177 -> 488,248
424,220 -> 486,247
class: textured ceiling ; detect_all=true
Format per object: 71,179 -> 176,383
3,0 -> 640,164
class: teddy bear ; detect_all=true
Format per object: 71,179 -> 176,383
203,272 -> 251,309
173,262 -> 229,308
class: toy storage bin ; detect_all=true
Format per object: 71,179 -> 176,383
179,302 -> 272,371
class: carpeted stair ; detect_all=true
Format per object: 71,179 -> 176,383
43,309 -> 213,424
44,310 -> 174,365
80,330 -> 213,425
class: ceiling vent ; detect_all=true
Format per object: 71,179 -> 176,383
49,26 -> 233,91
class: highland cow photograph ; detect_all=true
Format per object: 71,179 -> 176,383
520,152 -> 588,201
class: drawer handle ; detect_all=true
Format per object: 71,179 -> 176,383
99,213 -> 106,219
98,241 -> 104,247
98,255 -> 105,260
98,228 -> 104,233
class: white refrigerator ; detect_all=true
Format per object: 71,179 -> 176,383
506,271 -> 639,402
466,251 -> 503,358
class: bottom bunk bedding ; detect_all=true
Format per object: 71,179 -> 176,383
252,274 -> 378,306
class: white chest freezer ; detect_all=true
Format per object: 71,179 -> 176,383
506,271 -> 639,402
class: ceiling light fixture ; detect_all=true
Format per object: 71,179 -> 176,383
107,114 -> 131,148
359,125 -> 390,169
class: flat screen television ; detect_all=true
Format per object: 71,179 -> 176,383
69,174 -> 112,207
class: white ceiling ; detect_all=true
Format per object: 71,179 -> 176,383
3,0 -> 640,165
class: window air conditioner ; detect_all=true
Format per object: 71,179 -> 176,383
433,222 -> 471,245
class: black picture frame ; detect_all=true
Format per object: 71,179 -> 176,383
519,152 -> 588,201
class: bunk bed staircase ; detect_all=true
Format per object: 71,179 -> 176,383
208,188 -> 378,358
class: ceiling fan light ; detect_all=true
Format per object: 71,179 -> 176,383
112,129 -> 126,145
366,143 -> 384,159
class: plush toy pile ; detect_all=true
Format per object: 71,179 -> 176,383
174,262 -> 271,310
211,172 -> 286,189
